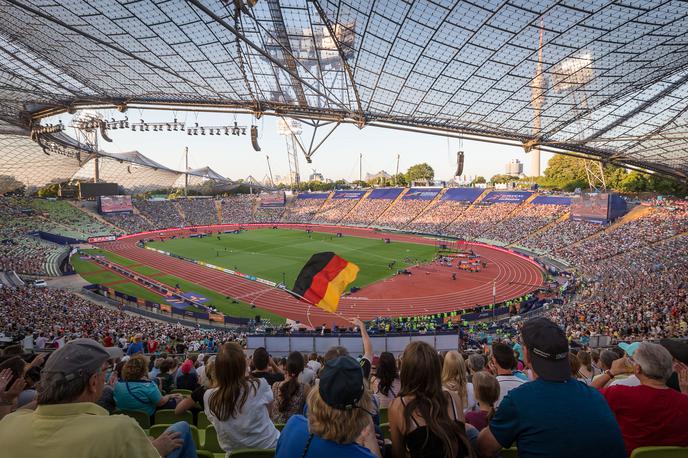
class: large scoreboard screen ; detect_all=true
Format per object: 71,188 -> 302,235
260,192 -> 286,207
571,193 -> 609,222
80,182 -> 118,198
98,195 -> 133,214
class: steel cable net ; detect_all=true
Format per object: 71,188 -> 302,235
0,0 -> 687,179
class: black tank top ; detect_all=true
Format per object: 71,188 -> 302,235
401,396 -> 469,458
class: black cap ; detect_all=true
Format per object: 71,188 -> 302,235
521,317 -> 570,382
660,339 -> 688,365
318,355 -> 364,410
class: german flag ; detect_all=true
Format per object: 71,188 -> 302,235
293,252 -> 359,313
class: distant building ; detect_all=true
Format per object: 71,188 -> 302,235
309,171 -> 324,182
505,159 -> 523,176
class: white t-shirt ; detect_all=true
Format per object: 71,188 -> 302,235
297,367 -> 315,386
204,378 -> 280,453
495,375 -> 526,407
306,360 -> 321,373
22,335 -> 34,351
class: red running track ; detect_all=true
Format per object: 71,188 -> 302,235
99,224 -> 544,328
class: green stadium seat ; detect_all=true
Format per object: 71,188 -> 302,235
171,389 -> 193,396
379,408 -> 388,424
203,425 -> 224,453
149,423 -> 201,449
154,409 -> 193,425
380,422 -> 390,440
229,449 -> 275,458
630,446 -> 688,458
499,447 -> 519,458
120,410 -> 150,430
197,411 -> 212,429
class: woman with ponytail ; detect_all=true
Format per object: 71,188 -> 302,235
271,352 -> 310,424
389,341 -> 474,458
464,372 -> 499,431
204,342 -> 280,452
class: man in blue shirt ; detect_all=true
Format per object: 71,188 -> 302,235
477,318 -> 626,458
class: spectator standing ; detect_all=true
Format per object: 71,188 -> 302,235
477,318 -> 626,458
126,334 -> 144,356
592,342 -> 688,455
205,342 -> 280,452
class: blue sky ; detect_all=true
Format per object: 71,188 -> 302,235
55,109 -> 552,182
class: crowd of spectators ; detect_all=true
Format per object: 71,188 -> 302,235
341,198 -> 394,226
482,204 -> 568,244
1,315 -> 686,457
559,204 -> 688,266
133,200 -> 186,229
177,198 -> 218,226
220,195 -> 254,224
445,203 -> 517,239
312,198 -> 359,224
0,286 -> 242,355
409,200 -> 469,233
547,234 -> 688,341
102,212 -> 155,234
281,198 -> 325,223
254,206 -> 285,223
375,199 -> 431,229
520,218 -> 602,255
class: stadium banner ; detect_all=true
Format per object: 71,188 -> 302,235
441,188 -> 484,202
98,195 -> 133,214
259,191 -> 286,207
87,235 -> 117,243
483,191 -> 533,203
333,190 -> 366,199
403,188 -> 441,200
368,188 -> 403,199
531,195 -> 572,206
296,192 -> 329,199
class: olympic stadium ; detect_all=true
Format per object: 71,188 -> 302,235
1,1 -> 687,457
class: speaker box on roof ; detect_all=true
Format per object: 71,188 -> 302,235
251,125 -> 261,151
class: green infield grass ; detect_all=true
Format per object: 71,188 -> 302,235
147,228 -> 437,287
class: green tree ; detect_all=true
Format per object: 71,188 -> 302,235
619,171 -> 647,192
405,163 -> 434,183
540,154 -> 588,191
489,174 -> 519,185
351,180 -> 368,188
471,176 -> 486,185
